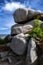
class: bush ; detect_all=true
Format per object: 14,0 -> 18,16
0,38 -> 5,44
0,34 -> 12,44
4,35 -> 12,43
29,19 -> 43,39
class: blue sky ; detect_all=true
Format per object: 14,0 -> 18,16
0,0 -> 43,34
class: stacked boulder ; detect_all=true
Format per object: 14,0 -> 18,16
7,8 -> 43,65
11,8 -> 34,56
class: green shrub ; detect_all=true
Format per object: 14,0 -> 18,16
4,35 -> 11,43
0,35 -> 11,44
0,38 -> 5,44
29,19 -> 43,38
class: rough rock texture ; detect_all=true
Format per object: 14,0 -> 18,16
0,51 -> 8,58
0,50 -> 25,65
13,8 -> 43,24
14,60 -> 24,65
11,23 -> 33,35
26,38 -> 38,65
11,19 -> 42,35
11,24 -> 23,35
22,23 -> 33,34
7,33 -> 27,55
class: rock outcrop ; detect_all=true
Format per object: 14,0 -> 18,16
0,8 -> 43,65
8,8 -> 43,65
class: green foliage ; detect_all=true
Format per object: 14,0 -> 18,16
0,35 -> 11,44
34,19 -> 41,27
4,35 -> 11,43
29,19 -> 43,38
0,38 -> 5,44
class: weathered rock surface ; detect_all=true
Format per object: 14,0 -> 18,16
0,50 -> 25,65
13,8 -> 43,24
7,33 -> 27,55
14,60 -> 24,65
13,8 -> 28,24
22,23 -> 33,34
0,51 -> 8,58
11,23 -> 33,35
26,38 -> 38,65
11,24 -> 23,35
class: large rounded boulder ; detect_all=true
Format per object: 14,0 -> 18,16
7,33 -> 27,55
13,8 -> 43,24
13,8 -> 28,24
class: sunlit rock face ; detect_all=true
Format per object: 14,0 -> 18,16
11,23 -> 33,35
7,33 -> 27,55
26,38 -> 38,65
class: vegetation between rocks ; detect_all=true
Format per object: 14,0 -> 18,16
29,19 -> 43,38
29,19 -> 43,46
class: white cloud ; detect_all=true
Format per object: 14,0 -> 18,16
2,2 -> 26,12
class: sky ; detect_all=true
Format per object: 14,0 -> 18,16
0,0 -> 43,34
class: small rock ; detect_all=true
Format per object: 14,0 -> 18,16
14,60 -> 24,65
0,51 -> 8,58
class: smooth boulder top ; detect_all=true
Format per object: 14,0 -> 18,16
13,8 -> 28,24
13,8 -> 43,24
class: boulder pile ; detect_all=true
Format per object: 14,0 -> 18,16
8,8 -> 43,65
0,8 -> 43,65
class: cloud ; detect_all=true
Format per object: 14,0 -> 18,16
1,0 -> 43,12
2,2 -> 26,12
